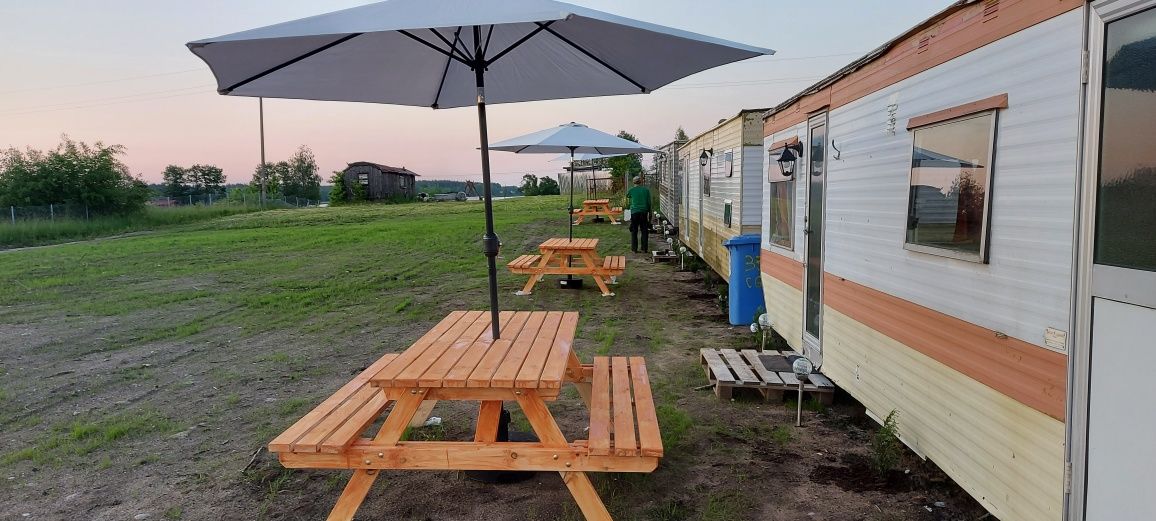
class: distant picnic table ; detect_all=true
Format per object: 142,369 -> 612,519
507,238 -> 626,297
268,310 -> 662,521
571,199 -> 622,225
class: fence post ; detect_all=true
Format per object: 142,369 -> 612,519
50,204 -> 54,221
189,195 -> 193,206
208,193 -> 213,206
10,206 -> 14,225
85,204 -> 90,221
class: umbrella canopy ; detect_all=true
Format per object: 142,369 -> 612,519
491,122 -> 659,155
187,0 -> 773,339
187,0 -> 771,108
492,122 -> 656,239
550,152 -> 625,162
1107,35 -> 1156,92
912,147 -> 983,169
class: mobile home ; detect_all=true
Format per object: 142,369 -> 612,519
678,109 -> 767,282
757,1 -> 1156,521
654,139 -> 686,227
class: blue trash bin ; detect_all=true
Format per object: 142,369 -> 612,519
723,234 -> 765,326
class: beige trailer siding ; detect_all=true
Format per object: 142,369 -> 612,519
678,110 -> 765,282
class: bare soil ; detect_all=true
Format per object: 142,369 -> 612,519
0,213 -> 993,521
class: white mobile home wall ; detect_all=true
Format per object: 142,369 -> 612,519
759,4 -> 1084,521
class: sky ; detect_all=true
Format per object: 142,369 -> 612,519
0,0 -> 947,186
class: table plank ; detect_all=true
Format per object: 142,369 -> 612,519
611,357 -> 638,456
467,312 -> 546,387
589,357 -> 611,456
416,311 -> 501,387
392,311 -> 490,387
442,311 -> 527,387
514,312 -> 564,388
493,311 -> 562,387
537,312 -> 580,388
370,311 -> 477,386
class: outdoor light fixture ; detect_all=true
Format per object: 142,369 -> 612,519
792,356 -> 814,427
757,313 -> 771,352
699,149 -> 712,168
749,322 -> 759,334
776,142 -> 804,178
679,245 -> 689,271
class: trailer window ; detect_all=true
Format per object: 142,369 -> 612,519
767,147 -> 794,250
905,111 -> 997,262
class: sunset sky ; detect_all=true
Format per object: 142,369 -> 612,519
0,0 -> 945,186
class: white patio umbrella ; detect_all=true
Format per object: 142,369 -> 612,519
492,122 -> 656,239
187,0 -> 773,339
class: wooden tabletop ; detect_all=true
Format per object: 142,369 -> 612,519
368,310 -> 578,390
540,237 -> 599,250
583,199 -> 611,205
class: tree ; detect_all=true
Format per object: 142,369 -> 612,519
520,174 -> 540,196
328,171 -> 348,205
537,176 -> 560,195
282,146 -> 321,200
606,130 -> 643,190
186,164 -> 226,196
162,165 -> 188,198
0,136 -> 149,215
675,127 -> 689,141
252,161 -> 287,196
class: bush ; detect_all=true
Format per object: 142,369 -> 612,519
328,172 -> 347,206
0,136 -> 150,215
870,410 -> 902,475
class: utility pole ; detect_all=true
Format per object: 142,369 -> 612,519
259,97 -> 267,206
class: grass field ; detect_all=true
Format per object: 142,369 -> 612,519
0,197 -> 986,521
0,203 -> 281,249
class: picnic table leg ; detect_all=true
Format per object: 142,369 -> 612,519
326,470 -> 379,521
514,390 -> 612,521
408,400 -> 438,429
474,400 -> 504,442
517,250 -> 556,296
324,391 -> 427,521
580,252 -> 615,297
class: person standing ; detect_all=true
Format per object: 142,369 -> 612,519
626,176 -> 651,253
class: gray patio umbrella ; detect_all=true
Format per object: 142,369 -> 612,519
491,122 -> 658,241
186,0 -> 773,338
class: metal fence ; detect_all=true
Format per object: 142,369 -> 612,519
3,196 -> 322,225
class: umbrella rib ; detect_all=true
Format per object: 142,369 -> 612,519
221,33 -> 363,93
483,21 -> 555,67
481,25 -> 496,61
431,27 -> 464,109
535,23 -> 647,93
397,30 -> 471,67
428,28 -> 474,63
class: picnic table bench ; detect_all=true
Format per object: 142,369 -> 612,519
508,238 -> 625,297
268,311 -> 662,521
572,199 -> 622,225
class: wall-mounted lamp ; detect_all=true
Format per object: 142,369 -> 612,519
698,149 -> 713,169
776,142 -> 804,178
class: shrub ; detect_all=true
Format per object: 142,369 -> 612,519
870,410 -> 902,475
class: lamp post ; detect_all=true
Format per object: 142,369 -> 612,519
757,313 -> 771,352
792,357 -> 814,427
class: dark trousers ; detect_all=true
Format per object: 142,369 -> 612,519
630,211 -> 649,252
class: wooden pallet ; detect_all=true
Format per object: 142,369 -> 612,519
699,348 -> 836,403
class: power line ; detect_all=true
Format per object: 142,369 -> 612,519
0,68 -> 207,96
0,85 -> 217,117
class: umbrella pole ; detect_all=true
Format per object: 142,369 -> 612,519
473,33 -> 501,340
569,149 -> 576,241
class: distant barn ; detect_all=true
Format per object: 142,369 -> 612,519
342,162 -> 420,201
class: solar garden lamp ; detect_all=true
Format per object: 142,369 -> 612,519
679,245 -> 688,271
792,357 -> 814,427
757,313 -> 771,352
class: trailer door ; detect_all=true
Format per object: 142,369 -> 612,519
1072,3 -> 1156,519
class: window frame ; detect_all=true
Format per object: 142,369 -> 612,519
724,150 -> 734,177
701,155 -> 711,197
766,145 -> 796,252
902,108 -> 1000,263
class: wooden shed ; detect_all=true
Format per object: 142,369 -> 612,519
342,162 -> 419,201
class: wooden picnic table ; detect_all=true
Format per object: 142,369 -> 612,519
507,238 -> 626,297
572,199 -> 622,225
267,310 -> 662,521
